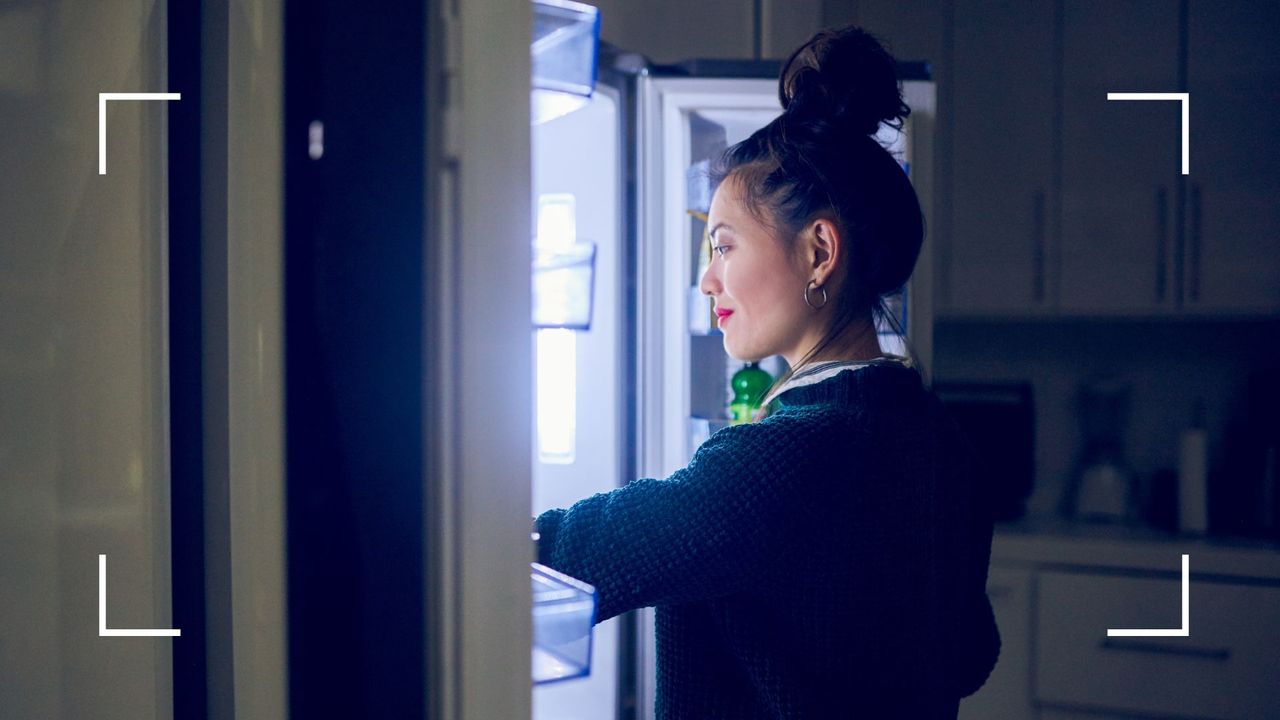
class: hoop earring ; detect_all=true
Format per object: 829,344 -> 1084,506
804,280 -> 828,310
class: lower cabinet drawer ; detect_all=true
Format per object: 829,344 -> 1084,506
1035,570 -> 1280,719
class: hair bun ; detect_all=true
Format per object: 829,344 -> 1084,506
779,26 -> 910,137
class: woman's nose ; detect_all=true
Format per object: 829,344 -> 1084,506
699,259 -> 720,297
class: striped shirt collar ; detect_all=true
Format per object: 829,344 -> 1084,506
759,355 -> 913,412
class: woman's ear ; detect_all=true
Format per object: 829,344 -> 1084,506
806,218 -> 842,286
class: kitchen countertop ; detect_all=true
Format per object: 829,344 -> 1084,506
991,518 -> 1280,582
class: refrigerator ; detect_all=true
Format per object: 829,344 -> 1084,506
531,48 -> 937,720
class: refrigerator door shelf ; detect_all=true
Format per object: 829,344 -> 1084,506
531,0 -> 601,125
533,242 -> 598,330
532,562 -> 598,685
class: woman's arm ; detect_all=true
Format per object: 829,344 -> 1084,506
534,412 -> 827,623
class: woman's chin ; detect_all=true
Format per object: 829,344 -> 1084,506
722,338 -> 767,364
721,336 -> 744,361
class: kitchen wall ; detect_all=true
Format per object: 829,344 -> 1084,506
933,317 -> 1280,523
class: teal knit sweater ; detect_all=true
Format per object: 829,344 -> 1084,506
535,362 -> 1000,719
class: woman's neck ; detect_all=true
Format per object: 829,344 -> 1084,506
791,318 -> 883,366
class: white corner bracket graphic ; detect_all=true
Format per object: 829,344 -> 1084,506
1107,554 -> 1190,638
1106,92 -> 1189,175
98,554 -> 181,637
98,92 -> 181,175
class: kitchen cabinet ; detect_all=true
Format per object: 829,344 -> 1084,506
944,0 -> 1056,316
1037,571 -> 1280,719
958,526 -> 1280,719
941,2 -> 1280,318
1184,0 -> 1280,314
1059,1 -> 1180,314
589,0 -> 825,65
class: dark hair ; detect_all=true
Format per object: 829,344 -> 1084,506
709,25 -> 926,403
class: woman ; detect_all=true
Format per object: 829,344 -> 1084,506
534,25 -> 999,719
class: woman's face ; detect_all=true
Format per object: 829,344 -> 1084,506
699,177 -> 815,364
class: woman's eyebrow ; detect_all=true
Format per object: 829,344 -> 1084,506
709,222 -> 733,239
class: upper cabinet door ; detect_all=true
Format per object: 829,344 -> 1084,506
1060,1 -> 1181,315
1186,0 -> 1280,314
945,0 -> 1056,317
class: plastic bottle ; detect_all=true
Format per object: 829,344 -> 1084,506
1178,398 -> 1209,535
729,362 -> 772,425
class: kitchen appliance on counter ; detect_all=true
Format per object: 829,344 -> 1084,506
933,381 -> 1035,521
1063,375 -> 1139,523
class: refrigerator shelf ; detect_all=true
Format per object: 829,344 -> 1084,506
531,562 -> 597,685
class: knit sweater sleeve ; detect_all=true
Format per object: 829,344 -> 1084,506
534,412 -> 823,623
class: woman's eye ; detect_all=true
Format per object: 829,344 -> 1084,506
713,244 -> 729,257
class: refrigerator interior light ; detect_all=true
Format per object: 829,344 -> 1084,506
531,0 -> 600,125
537,192 -> 577,251
536,328 -> 577,463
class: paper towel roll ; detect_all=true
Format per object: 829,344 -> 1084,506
1178,428 -> 1209,534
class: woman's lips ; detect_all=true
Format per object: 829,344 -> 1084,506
716,310 -> 733,325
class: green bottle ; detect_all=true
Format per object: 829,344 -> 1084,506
729,362 -> 772,425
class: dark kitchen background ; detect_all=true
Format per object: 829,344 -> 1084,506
1,1 -> 1276,719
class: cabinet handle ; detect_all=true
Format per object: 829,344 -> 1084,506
1033,189 -> 1046,303
1100,637 -> 1230,662
1189,181 -> 1202,303
1155,186 -> 1168,303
